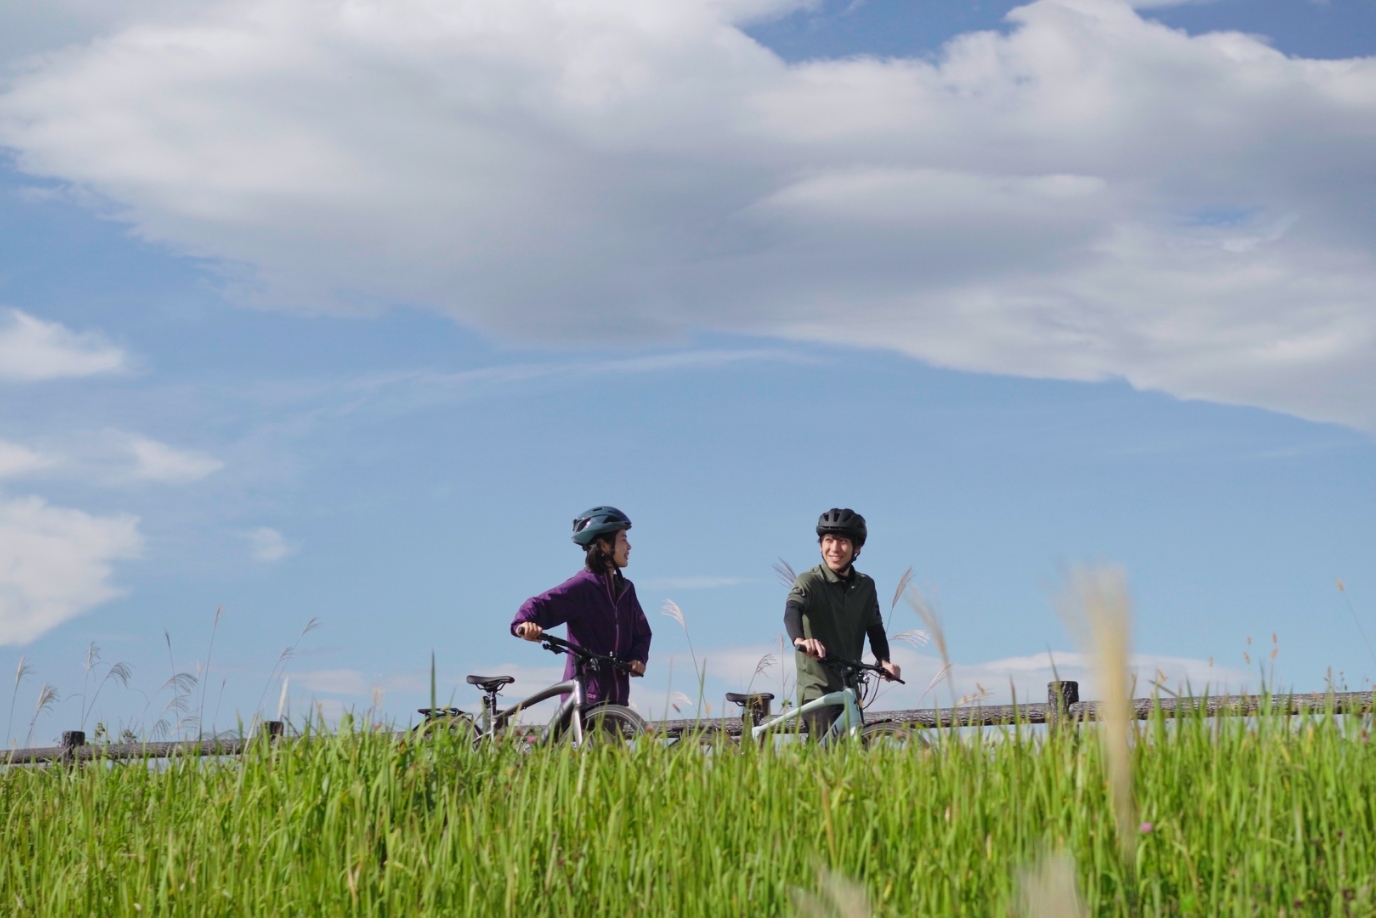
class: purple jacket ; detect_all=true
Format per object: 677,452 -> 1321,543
511,569 -> 652,707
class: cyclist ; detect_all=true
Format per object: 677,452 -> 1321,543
784,508 -> 901,738
511,506 -> 651,707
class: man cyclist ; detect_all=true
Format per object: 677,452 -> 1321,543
511,506 -> 651,707
784,508 -> 901,738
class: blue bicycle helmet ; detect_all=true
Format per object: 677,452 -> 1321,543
572,506 -> 632,546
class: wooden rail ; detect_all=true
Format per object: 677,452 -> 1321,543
3,736 -> 257,766
2,722 -> 283,766
4,684 -> 1372,763
659,689 -> 1376,738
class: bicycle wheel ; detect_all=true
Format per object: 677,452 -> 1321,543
860,721 -> 928,750
413,713 -> 478,744
580,704 -> 646,748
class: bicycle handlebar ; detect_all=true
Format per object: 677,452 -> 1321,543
538,633 -> 637,674
821,653 -> 906,685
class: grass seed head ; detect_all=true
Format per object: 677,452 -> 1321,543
661,599 -> 686,629
906,587 -> 953,703
892,628 -> 930,649
12,656 -> 32,691
773,558 -> 798,589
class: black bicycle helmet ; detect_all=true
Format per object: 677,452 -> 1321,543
816,508 -> 867,547
572,506 -> 632,546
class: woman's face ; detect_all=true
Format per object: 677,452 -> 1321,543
611,529 -> 631,568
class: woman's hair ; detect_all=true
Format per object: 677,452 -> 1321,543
584,535 -> 617,573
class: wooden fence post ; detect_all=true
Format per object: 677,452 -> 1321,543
1047,681 -> 1079,733
60,730 -> 85,764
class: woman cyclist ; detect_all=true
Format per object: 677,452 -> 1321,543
511,507 -> 651,707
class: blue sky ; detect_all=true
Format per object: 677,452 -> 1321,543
2,0 -> 1375,743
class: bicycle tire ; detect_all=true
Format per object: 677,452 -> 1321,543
412,714 -> 478,744
579,704 -> 646,748
859,721 -> 928,750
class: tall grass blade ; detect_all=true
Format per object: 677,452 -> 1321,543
661,599 -> 701,687
197,605 -> 224,737
1335,579 -> 1376,671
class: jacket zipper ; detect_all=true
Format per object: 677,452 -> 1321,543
605,573 -> 622,658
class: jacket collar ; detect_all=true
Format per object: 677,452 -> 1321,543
816,563 -> 858,585
574,566 -> 629,598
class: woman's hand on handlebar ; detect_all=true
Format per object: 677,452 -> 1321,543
515,622 -> 543,642
794,637 -> 826,659
629,660 -> 646,676
879,660 -> 902,682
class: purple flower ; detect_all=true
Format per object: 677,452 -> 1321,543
1139,822 -> 1153,834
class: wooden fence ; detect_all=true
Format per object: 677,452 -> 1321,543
4,682 -> 1372,765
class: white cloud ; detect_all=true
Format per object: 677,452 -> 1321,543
0,309 -> 127,382
653,642 -> 1253,713
287,659 -> 569,724
120,433 -> 222,483
3,0 -> 1376,427
246,526 -> 297,562
0,440 -> 56,479
339,348 -> 818,412
0,494 -> 143,645
290,668 -> 371,695
873,648 -> 1254,709
0,432 -> 221,486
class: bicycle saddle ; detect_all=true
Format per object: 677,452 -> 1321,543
725,692 -> 775,705
466,674 -> 515,693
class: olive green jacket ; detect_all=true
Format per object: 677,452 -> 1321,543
788,564 -> 883,704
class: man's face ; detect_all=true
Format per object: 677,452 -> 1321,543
820,534 -> 855,573
611,529 -> 631,568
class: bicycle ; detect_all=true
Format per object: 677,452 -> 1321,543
726,654 -> 924,748
417,634 -> 646,748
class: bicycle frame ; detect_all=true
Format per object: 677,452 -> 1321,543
448,634 -> 634,748
484,678 -> 588,745
750,684 -> 865,745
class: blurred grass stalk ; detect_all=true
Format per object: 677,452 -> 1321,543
1058,565 -> 1136,865
1016,849 -> 1087,918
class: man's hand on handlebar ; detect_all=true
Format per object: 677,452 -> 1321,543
629,660 -> 646,676
515,622 -> 543,642
880,660 -> 902,682
794,637 -> 827,659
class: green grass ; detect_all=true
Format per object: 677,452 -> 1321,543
2,702 -> 1374,916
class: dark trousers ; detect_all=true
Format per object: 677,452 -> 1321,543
802,703 -> 842,742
